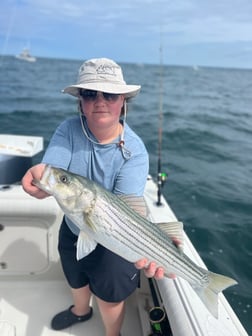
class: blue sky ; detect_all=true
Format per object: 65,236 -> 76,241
1,0 -> 252,69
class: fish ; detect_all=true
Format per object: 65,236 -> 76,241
33,165 -> 237,318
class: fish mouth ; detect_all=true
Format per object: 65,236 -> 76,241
32,177 -> 52,194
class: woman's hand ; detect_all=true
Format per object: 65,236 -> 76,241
135,238 -> 181,279
135,258 -> 176,280
22,163 -> 49,199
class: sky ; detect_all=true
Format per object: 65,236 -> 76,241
1,0 -> 252,69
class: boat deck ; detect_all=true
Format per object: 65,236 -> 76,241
0,278 -> 150,336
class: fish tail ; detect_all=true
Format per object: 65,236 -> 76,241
195,271 -> 237,318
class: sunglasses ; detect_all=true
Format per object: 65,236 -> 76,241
79,89 -> 120,103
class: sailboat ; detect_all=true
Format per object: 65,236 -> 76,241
16,48 -> 36,62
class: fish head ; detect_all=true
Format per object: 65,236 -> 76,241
33,165 -> 96,214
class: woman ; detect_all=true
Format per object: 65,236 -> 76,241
22,58 -> 165,336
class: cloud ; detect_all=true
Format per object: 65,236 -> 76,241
1,0 -> 252,67
2,0 -> 252,42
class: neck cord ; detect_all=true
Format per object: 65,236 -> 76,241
79,100 -> 132,160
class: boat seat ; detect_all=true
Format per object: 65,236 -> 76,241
0,185 -> 63,276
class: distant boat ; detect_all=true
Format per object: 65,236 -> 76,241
16,48 -> 36,62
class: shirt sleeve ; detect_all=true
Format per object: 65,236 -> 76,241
42,119 -> 72,169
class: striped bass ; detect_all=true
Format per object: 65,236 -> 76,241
33,165 -> 237,318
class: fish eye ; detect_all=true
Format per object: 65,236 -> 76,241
60,175 -> 70,184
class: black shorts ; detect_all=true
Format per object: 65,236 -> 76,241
58,218 -> 140,302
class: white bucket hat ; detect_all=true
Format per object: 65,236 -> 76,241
62,58 -> 141,98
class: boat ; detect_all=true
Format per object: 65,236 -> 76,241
15,48 -> 36,62
0,134 -> 249,336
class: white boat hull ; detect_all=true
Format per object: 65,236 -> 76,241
16,55 -> 36,62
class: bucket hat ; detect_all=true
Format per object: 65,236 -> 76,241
62,58 -> 141,98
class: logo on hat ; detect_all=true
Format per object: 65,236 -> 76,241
96,64 -> 117,77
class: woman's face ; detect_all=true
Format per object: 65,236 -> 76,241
80,90 -> 124,130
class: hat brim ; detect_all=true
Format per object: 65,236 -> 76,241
62,83 -> 141,98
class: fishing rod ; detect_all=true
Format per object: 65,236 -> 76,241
156,37 -> 167,206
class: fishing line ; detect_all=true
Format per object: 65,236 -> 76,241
0,6 -> 17,67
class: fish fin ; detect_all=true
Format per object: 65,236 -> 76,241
193,270 -> 238,318
76,231 -> 97,260
119,195 -> 149,218
157,221 -> 184,251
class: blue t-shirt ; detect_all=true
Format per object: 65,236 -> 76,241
42,116 -> 149,235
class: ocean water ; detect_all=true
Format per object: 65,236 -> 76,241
0,56 -> 251,334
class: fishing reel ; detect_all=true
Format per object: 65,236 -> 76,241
156,171 -> 168,206
157,172 -> 167,187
